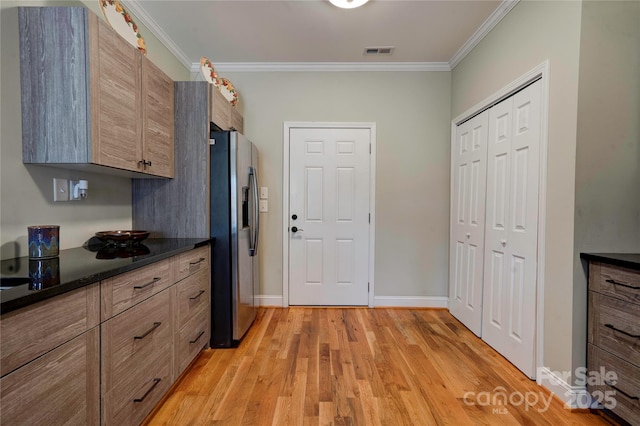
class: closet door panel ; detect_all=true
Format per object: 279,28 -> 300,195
449,111 -> 489,337
481,80 -> 542,379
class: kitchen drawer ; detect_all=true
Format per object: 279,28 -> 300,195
101,289 -> 173,392
101,257 -> 173,320
1,327 -> 100,425
590,262 -> 640,304
175,245 -> 209,283
176,267 -> 210,328
588,344 -> 640,425
102,344 -> 172,426
175,307 -> 210,377
0,283 -> 99,377
589,292 -> 640,366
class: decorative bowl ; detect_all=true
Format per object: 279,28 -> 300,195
95,230 -> 150,245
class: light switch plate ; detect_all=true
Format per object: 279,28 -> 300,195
259,199 -> 268,213
260,187 -> 268,199
53,178 -> 69,202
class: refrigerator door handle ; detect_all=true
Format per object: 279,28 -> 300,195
249,166 -> 259,256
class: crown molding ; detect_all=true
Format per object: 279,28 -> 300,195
120,0 -> 192,69
123,0 -> 517,74
449,0 -> 520,69
191,62 -> 451,73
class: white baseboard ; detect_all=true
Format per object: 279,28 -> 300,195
257,295 -> 449,308
537,367 -> 595,409
373,296 -> 449,308
257,295 -> 284,307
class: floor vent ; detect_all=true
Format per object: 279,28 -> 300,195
364,46 -> 395,56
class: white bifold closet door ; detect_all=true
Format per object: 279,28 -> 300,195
449,111 -> 489,337
449,80 -> 542,379
481,81 -> 541,379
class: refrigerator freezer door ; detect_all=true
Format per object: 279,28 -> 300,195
232,132 -> 257,341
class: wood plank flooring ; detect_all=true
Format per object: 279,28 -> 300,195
146,308 -> 616,425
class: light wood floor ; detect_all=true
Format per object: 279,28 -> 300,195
147,308 -> 616,425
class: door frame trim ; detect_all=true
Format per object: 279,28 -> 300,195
450,60 -> 550,379
282,122 -> 377,308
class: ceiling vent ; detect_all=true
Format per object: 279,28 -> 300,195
364,46 -> 395,56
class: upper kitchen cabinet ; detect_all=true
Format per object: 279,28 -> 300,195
210,85 -> 243,134
19,7 -> 174,178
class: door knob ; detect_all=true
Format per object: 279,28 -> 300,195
500,239 -> 507,246
292,214 -> 298,220
466,233 -> 470,239
291,226 -> 303,233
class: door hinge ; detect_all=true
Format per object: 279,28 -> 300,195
368,282 -> 370,292
369,143 -> 371,154
369,213 -> 371,223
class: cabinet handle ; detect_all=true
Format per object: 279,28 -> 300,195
189,330 -> 205,344
604,323 -> 640,339
605,279 -> 640,290
189,257 -> 206,265
133,378 -> 162,403
189,290 -> 206,300
604,381 -> 639,401
134,322 -> 162,340
134,277 -> 161,289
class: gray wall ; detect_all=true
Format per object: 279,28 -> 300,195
573,0 -> 640,376
451,0 -> 583,379
0,0 -> 189,259
222,71 -> 452,301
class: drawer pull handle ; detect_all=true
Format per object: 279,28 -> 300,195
189,290 -> 206,300
605,381 -> 639,401
134,322 -> 162,340
605,279 -> 640,290
133,378 -> 161,403
604,323 -> 640,339
189,330 -> 205,344
189,258 -> 206,266
134,277 -> 162,290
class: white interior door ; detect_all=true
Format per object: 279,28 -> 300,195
288,127 -> 371,305
481,80 -> 541,378
449,111 -> 489,336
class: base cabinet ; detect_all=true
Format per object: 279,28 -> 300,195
0,327 -> 100,425
586,260 -> 640,425
0,245 -> 210,426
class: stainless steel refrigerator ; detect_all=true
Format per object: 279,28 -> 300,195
209,130 -> 260,347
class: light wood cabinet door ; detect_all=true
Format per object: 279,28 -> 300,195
142,57 -> 174,178
0,327 -> 100,426
211,85 -> 231,130
229,105 -> 244,133
89,13 -> 143,173
1,283 -> 99,377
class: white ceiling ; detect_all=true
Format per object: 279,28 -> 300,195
122,0 -> 516,71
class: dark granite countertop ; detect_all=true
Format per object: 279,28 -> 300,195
0,238 -> 212,315
580,253 -> 640,271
